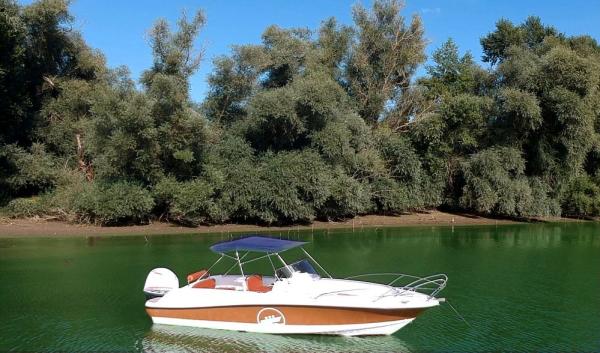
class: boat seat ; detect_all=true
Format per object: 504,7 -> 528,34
192,278 -> 216,289
187,270 -> 209,284
217,286 -> 236,290
246,275 -> 272,293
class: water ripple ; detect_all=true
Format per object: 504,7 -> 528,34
139,325 -> 413,353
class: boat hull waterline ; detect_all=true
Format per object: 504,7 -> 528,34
146,305 -> 427,336
151,316 -> 415,336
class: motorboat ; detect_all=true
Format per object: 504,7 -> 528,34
143,235 -> 448,336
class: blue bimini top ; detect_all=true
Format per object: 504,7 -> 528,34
209,235 -> 307,254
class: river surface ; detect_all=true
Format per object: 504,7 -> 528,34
0,223 -> 599,352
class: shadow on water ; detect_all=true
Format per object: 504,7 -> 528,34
139,325 -> 413,353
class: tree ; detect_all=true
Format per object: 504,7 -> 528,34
481,16 -> 559,65
0,0 -> 106,201
89,87 -> 161,183
141,10 -> 210,180
316,18 -> 353,78
491,21 -> 600,187
409,40 -> 494,208
424,39 -> 484,97
0,0 -> 30,146
345,0 -> 426,124
4,1 -> 600,223
203,52 -> 258,125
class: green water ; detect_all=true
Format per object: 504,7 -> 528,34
1,224 -> 599,352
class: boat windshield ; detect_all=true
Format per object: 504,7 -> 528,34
276,259 -> 320,278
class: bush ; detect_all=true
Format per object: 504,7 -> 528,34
460,147 -> 534,217
0,143 -> 61,196
497,87 -> 542,132
528,177 -> 561,217
375,127 -> 443,211
459,150 -> 561,218
4,197 -> 49,218
72,181 -> 154,225
316,169 -> 371,220
249,150 -> 332,224
561,175 -> 600,217
154,176 -> 224,225
369,176 -> 411,213
213,158 -> 260,222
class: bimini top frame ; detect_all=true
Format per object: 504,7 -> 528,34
206,235 -> 332,280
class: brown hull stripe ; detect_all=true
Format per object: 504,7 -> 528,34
146,305 -> 425,325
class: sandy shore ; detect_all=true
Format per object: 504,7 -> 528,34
0,210 -> 537,238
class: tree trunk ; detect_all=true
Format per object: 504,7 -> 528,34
76,134 -> 94,181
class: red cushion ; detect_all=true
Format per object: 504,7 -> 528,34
187,270 -> 208,284
246,275 -> 272,293
192,278 -> 216,289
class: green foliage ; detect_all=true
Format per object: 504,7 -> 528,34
245,70 -> 351,152
346,0 -> 426,123
203,54 -> 256,125
316,18 -> 352,76
90,90 -> 161,182
0,0 -> 30,146
424,39 -> 482,97
142,10 -> 206,82
459,147 -> 558,217
0,143 -> 61,195
37,79 -> 96,157
7,176 -> 151,225
561,176 -> 600,217
492,31 -> 599,182
529,177 -> 561,217
340,127 -> 442,214
496,88 -> 542,133
4,197 -> 50,218
167,178 -> 218,224
140,10 -> 210,180
366,176 -> 401,212
3,1 -> 600,224
376,128 -> 440,208
311,114 -> 371,171
251,150 -> 332,224
440,94 -> 493,154
317,168 -> 371,219
153,176 -> 223,225
460,147 -> 529,217
72,181 -> 154,225
0,0 -> 105,147
481,16 -> 559,65
202,135 -> 258,221
246,87 -> 301,150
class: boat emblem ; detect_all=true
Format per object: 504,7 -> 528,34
256,308 -> 286,325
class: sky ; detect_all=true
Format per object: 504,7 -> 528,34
19,0 -> 600,102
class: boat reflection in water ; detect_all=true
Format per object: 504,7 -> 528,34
139,324 -> 413,353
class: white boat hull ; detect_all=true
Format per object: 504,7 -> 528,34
151,316 -> 414,336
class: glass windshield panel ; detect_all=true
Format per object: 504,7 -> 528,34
290,259 -> 318,275
276,259 -> 319,278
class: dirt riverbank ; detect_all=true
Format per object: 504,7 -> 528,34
0,210 -> 580,237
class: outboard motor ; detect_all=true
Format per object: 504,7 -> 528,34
143,268 -> 179,300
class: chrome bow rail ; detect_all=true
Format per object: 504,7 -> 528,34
311,272 -> 448,301
343,273 -> 448,299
